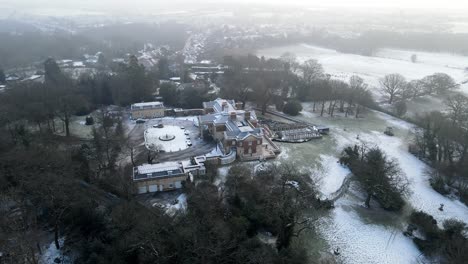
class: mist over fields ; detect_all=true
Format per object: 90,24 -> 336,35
1,1 -> 468,264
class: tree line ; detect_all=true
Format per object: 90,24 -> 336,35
410,94 -> 468,205
379,72 -> 459,106
0,124 -> 322,264
221,54 -> 376,118
1,56 -> 157,137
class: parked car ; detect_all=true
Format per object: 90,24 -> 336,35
184,131 -> 190,135
180,126 -> 185,130
186,140 -> 192,146
136,119 -> 146,124
153,124 -> 164,128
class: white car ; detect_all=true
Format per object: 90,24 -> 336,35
180,126 -> 185,130
184,131 -> 190,135
186,140 -> 192,146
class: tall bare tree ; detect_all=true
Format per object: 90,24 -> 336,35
380,73 -> 407,104
445,94 -> 468,126
421,73 -> 459,95
301,59 -> 324,85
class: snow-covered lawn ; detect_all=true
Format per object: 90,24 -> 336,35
319,195 -> 425,264
258,44 -> 468,96
315,154 -> 350,199
145,125 -> 191,152
267,106 -> 468,263
358,131 -> 468,225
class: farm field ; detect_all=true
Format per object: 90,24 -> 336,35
257,44 -> 468,98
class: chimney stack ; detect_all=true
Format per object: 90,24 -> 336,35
245,111 -> 251,120
230,112 -> 237,120
222,102 -> 227,112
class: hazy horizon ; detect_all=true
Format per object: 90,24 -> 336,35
1,0 -> 468,15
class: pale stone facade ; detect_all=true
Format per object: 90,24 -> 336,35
131,102 -> 165,119
133,158 -> 206,194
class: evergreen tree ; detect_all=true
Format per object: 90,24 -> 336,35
340,145 -> 409,210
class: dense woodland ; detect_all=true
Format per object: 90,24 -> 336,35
0,54 -> 330,263
410,95 -> 468,206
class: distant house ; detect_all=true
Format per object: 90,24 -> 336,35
72,61 -> 86,68
57,59 -> 73,67
23,74 -> 44,83
191,64 -> 226,75
133,157 -> 206,194
169,77 -> 181,82
130,102 -> 165,119
5,74 -> 21,83
199,98 -> 279,161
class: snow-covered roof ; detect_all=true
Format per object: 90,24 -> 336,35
5,76 -> 20,81
131,101 -> 164,110
58,59 -> 73,64
134,162 -> 184,180
200,98 -> 262,140
73,61 -> 85,68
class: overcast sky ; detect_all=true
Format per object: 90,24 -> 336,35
1,0 -> 468,11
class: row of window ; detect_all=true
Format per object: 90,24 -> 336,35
231,140 -> 262,146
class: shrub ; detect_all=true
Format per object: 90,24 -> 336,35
410,211 -> 441,254
393,100 -> 407,117
430,176 -> 449,195
410,211 -> 439,238
85,116 -> 94,126
283,100 -> 303,116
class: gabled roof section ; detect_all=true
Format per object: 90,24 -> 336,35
200,98 -> 262,140
203,98 -> 237,113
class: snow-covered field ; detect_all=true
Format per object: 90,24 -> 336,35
266,106 -> 468,264
257,44 -> 468,96
145,125 -> 191,152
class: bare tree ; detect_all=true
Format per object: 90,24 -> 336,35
279,52 -> 299,72
445,94 -> 468,126
404,79 -> 425,99
147,144 -> 163,164
348,76 -> 368,117
421,73 -> 459,95
301,59 -> 324,85
380,73 -> 407,104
